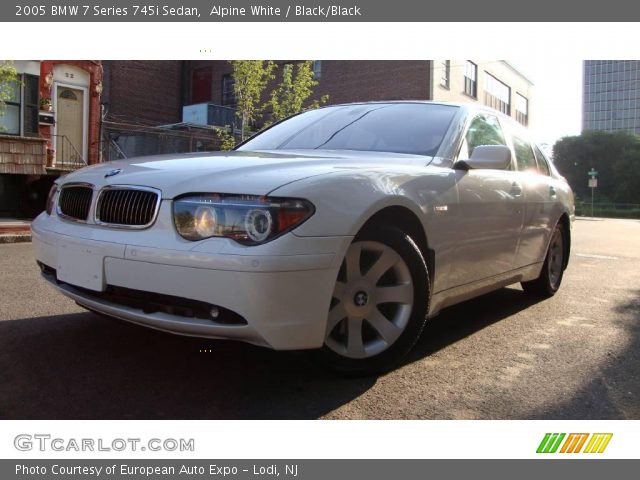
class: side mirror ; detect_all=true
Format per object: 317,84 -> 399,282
454,145 -> 512,171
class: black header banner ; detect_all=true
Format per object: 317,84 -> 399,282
4,0 -> 640,21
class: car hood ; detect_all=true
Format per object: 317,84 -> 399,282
58,150 -> 432,198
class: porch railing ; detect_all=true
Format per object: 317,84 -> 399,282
50,134 -> 87,171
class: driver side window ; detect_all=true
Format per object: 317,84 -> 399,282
461,113 -> 507,159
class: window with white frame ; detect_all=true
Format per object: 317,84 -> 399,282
440,60 -> 450,88
515,92 -> 529,126
464,61 -> 477,98
484,73 -> 511,115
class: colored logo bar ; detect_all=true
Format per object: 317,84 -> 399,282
537,433 -> 612,454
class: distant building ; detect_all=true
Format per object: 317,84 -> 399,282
582,60 -> 640,134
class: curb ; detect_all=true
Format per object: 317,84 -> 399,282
0,233 -> 32,244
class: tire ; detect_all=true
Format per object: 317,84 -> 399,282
521,222 -> 567,297
321,225 -> 430,375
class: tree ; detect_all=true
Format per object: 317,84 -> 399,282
265,61 -> 328,125
553,131 -> 640,204
0,60 -> 18,131
230,60 -> 276,141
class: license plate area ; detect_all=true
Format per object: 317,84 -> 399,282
56,241 -> 106,292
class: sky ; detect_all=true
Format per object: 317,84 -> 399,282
511,57 -> 583,149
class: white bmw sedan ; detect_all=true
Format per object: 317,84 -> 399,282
33,102 -> 574,373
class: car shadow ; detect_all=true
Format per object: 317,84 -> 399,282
0,287 -> 544,420
407,287 -> 542,364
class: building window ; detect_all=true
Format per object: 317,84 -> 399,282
515,93 -> 529,126
312,61 -> 322,79
464,61 -> 477,98
0,73 -> 39,137
0,78 -> 20,135
440,60 -> 450,88
221,74 -> 236,107
484,73 -> 511,115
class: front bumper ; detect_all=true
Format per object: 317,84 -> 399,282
32,212 -> 351,350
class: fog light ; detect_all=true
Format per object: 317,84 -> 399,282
210,306 -> 220,319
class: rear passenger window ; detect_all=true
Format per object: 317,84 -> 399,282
534,146 -> 551,176
513,136 -> 537,173
464,114 -> 506,157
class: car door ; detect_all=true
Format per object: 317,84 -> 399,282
449,113 -> 525,287
512,136 -> 557,267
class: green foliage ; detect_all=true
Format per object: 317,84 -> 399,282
266,61 -> 328,125
0,60 -> 19,126
553,130 -> 640,204
229,60 -> 276,141
214,126 -> 237,151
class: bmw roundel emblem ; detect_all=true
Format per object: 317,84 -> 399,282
104,168 -> 123,178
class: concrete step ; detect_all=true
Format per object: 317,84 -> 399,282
0,221 -> 32,243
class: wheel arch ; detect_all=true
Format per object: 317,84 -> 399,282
358,205 -> 434,284
558,212 -> 571,270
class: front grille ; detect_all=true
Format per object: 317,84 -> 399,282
58,185 -> 93,221
96,187 -> 160,227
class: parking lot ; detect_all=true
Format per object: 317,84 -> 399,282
0,217 -> 638,419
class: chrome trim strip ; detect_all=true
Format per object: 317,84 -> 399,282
55,182 -> 95,224
94,185 -> 162,230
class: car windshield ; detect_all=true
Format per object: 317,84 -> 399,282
237,103 -> 458,156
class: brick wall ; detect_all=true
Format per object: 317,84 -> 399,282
186,60 -> 432,108
103,60 -> 184,125
0,136 -> 47,175
312,61 -> 431,105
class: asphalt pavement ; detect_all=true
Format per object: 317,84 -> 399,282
0,217 -> 638,419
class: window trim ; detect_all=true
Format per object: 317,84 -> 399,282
484,72 -> 511,116
221,73 -> 236,107
515,92 -> 529,126
464,61 -> 478,99
312,60 -> 322,80
0,76 -> 22,136
440,60 -> 450,89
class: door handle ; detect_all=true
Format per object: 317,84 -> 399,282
549,186 -> 557,197
510,182 -> 522,197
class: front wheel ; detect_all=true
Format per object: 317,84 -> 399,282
521,222 -> 567,297
321,225 -> 430,375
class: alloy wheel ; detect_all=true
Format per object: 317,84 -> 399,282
325,240 -> 414,359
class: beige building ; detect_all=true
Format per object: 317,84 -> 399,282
430,60 -> 533,127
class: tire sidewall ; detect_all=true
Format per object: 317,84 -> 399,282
321,225 -> 430,375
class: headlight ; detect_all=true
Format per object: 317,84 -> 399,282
45,184 -> 58,215
173,194 -> 315,245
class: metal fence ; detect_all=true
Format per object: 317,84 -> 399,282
51,134 -> 87,170
101,120 -> 227,161
575,201 -> 640,219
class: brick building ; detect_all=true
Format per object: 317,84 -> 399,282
0,60 -> 103,218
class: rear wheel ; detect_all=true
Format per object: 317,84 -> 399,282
521,222 -> 566,297
321,225 -> 430,375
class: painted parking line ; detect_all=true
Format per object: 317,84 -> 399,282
575,253 -> 620,260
